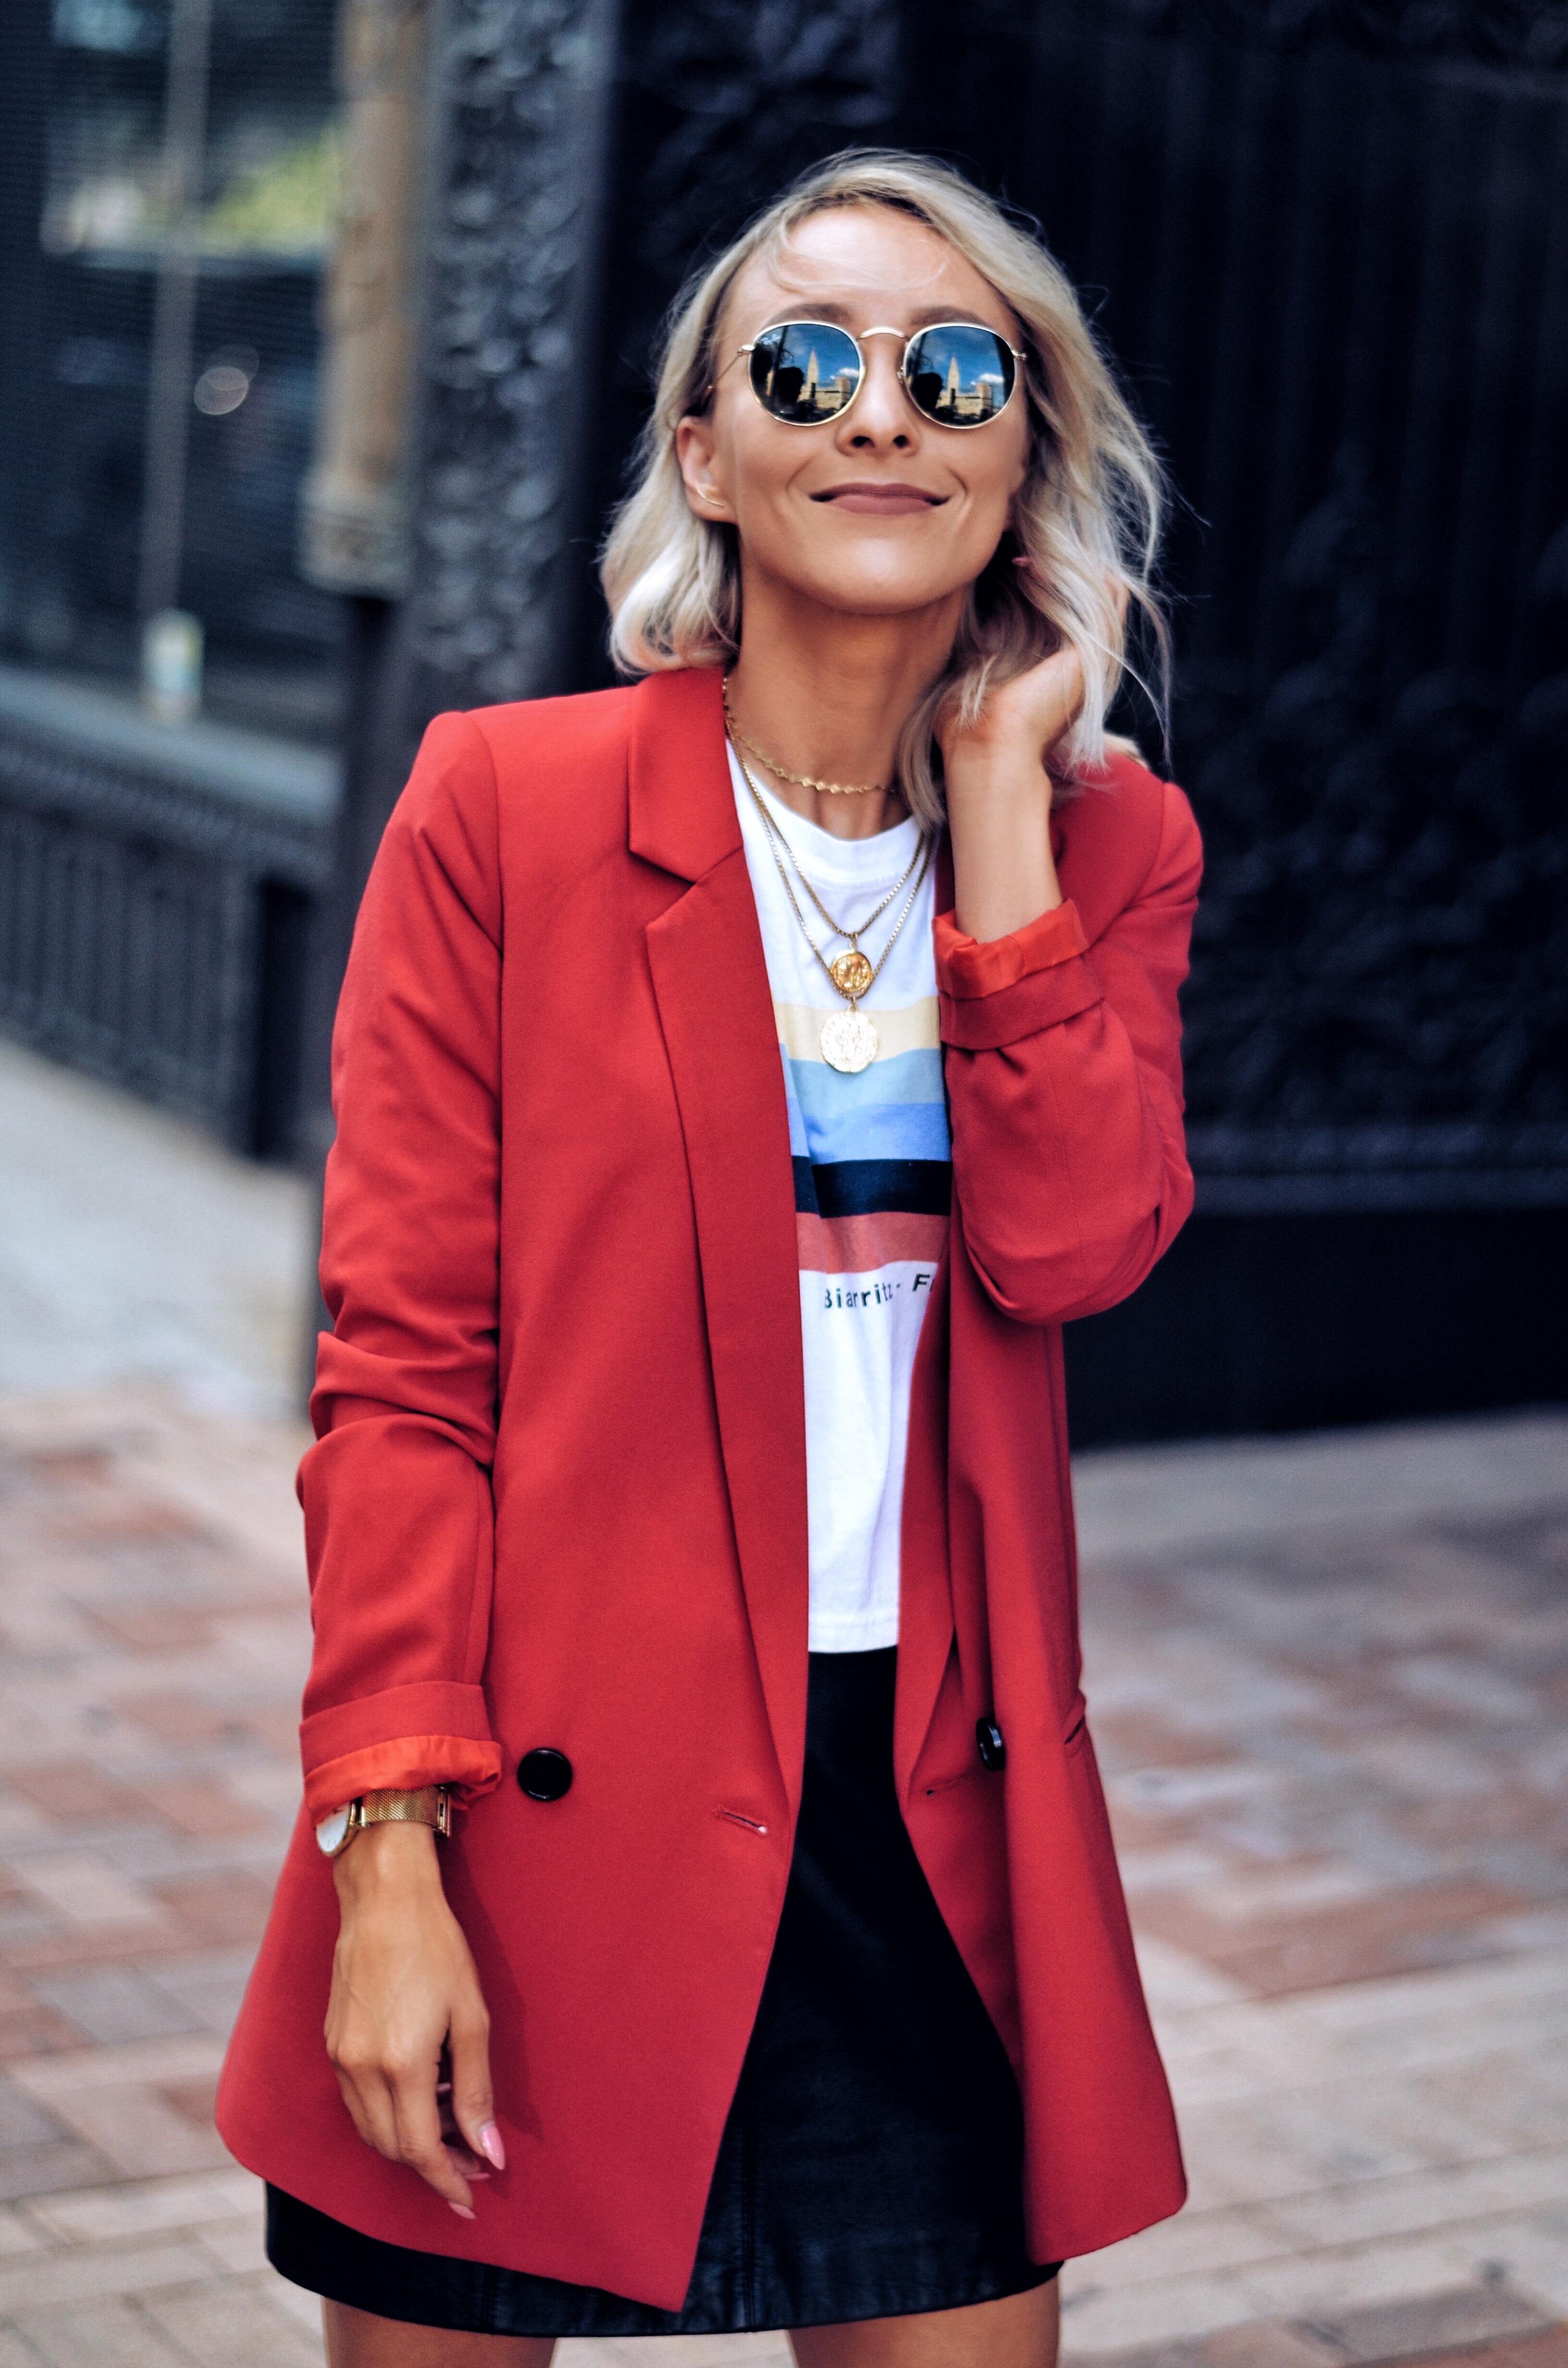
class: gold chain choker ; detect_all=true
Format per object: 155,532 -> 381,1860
722,679 -> 887,798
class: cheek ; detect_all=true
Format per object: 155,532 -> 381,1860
981,423 -> 1030,513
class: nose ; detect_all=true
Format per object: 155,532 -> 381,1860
837,332 -> 918,452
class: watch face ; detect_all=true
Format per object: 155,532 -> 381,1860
315,1805 -> 353,1857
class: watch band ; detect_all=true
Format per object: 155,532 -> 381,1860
316,1785 -> 451,1858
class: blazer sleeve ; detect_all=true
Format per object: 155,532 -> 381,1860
935,776 -> 1201,1329
295,711 -> 507,1820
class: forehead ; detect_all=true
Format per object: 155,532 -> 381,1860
724,204 -> 1016,339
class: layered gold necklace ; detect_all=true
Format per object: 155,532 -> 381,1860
728,734 -> 934,1075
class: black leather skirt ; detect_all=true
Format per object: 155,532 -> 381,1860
267,1648 -> 1057,2334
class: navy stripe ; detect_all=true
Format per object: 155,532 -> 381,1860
794,1157 -> 952,1219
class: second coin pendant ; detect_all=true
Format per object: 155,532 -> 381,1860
821,1009 -> 879,1074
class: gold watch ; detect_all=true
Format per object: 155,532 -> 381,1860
315,1786 -> 452,1858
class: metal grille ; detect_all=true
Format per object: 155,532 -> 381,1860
0,672 -> 332,1148
0,0 -> 343,741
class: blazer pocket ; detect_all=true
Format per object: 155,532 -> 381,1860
1062,1693 -> 1089,1755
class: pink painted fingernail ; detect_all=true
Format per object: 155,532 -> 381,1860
478,2123 -> 506,2171
449,2202 -> 476,2220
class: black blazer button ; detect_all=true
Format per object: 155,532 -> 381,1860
517,1748 -> 573,1802
976,1716 -> 1007,1773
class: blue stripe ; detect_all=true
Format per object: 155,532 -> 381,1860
786,1097 -> 952,1166
778,1043 -> 952,1167
785,1045 -> 946,1119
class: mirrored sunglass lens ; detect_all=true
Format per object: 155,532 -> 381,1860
749,323 -> 862,422
904,325 -> 1015,426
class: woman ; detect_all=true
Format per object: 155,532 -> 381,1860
218,149 -> 1200,2368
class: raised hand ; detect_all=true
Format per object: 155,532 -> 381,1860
937,645 -> 1088,942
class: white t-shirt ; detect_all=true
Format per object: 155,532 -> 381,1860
730,746 -> 951,1651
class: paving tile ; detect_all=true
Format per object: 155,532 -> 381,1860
1242,2243 -> 1537,2321
261,2270 -> 328,2333
142,2277 -> 325,2368
84,1605 -> 218,1655
191,2217 -> 268,2274
1073,2206 -> 1287,2286
28,1972 -> 201,2050
140,1874 -> 272,1950
131,1782 -> 269,1842
0,2212 -> 40,2260
0,2084 -> 71,2152
1308,2279 -> 1551,2356
7,1858 -> 167,1935
558,2343 -> 793,2367
0,2010 -> 87,2064
1448,2216 -> 1568,2317
1133,1937 -> 1253,2013
110,1696 -> 268,1752
0,2143 -> 117,2204
138,1954 -> 254,2041
1260,2153 -> 1568,2253
1453,2336 -> 1568,2366
0,2237 -> 217,2314
1173,2094 -> 1433,2211
8,2041 -> 228,2180
10,2299 -> 195,2368
1137,1879 -> 1534,2000
25,2169 -> 258,2244
0,1929 -> 206,1980
5,1771 -> 138,1826
1188,2328 -> 1345,2367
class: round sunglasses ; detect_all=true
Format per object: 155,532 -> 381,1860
736,319 -> 1024,430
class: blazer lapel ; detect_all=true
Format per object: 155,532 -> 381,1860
632,671 -> 810,1813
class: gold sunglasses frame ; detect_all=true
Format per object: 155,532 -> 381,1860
733,320 -> 1026,430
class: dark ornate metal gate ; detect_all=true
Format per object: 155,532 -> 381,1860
373,0 -> 1568,1434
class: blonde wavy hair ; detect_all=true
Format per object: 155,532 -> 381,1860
600,149 -> 1168,826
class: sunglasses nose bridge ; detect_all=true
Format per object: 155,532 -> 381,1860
847,328 -> 924,427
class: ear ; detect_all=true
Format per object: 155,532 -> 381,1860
675,416 -> 735,523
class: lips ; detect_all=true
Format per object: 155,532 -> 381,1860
812,482 -> 945,514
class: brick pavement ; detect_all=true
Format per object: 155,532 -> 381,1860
0,1041 -> 1565,2367
0,1389 -> 1562,2367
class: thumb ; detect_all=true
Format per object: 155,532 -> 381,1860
449,2008 -> 504,2171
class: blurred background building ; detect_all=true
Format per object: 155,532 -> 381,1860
0,0 -> 1565,1444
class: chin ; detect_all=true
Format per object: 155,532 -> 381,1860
793,563 -> 973,619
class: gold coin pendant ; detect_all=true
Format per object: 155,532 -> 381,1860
820,1009 -> 879,1074
829,949 -> 874,998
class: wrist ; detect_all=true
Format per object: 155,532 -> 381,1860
944,739 -> 1052,803
332,1817 -> 443,1904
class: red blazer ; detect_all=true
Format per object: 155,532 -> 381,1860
217,665 -> 1201,2304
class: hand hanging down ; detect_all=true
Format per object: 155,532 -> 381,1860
324,1822 -> 502,2219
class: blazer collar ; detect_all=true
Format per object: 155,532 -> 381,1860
627,667 -> 740,881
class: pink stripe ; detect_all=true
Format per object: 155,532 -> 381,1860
796,1211 -> 949,1275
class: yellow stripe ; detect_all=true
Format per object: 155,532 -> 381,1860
774,997 -> 940,1063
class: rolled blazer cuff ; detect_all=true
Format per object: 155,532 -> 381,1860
300,1681 -> 502,1818
935,901 -> 1103,1050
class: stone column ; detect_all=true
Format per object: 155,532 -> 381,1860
298,0 -> 432,597
400,0 -> 623,715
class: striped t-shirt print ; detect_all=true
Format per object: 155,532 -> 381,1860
730,746 -> 951,1654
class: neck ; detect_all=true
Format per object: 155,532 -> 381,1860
725,567 -> 962,839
